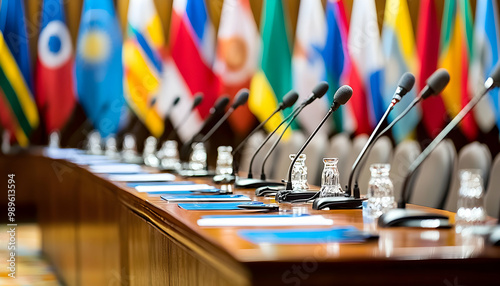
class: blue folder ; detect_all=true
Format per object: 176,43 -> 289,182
178,202 -> 264,210
238,226 -> 367,244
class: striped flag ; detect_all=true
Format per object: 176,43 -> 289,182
214,0 -> 258,135
75,0 -> 127,138
292,0 -> 330,136
417,0 -> 447,137
347,0 -> 385,134
159,0 -> 220,142
36,0 -> 76,134
323,0 -> 355,133
469,0 -> 500,132
0,0 -> 39,146
123,0 -> 166,138
382,0 -> 420,142
439,0 -> 477,140
249,0 -> 294,135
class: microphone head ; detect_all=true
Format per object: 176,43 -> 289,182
173,96 -> 181,106
312,81 -> 329,99
398,72 -> 416,92
192,93 -> 204,109
333,85 -> 353,105
231,88 -> 249,108
488,62 -> 500,87
211,96 -> 230,114
424,68 -> 450,98
280,90 -> 299,110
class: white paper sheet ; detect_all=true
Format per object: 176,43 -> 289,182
135,184 -> 216,192
89,164 -> 142,174
197,215 -> 334,227
108,173 -> 176,182
163,195 -> 251,202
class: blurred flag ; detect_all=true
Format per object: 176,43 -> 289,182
417,0 -> 447,137
382,0 -> 420,142
249,0 -> 293,134
439,0 -> 477,140
160,0 -> 220,142
0,0 -> 39,146
323,0 -> 355,133
469,0 -> 499,132
75,0 -> 126,138
123,0 -> 165,138
214,0 -> 258,135
36,0 -> 76,134
347,0 -> 385,134
292,0 -> 330,136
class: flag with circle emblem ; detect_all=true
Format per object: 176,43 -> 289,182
36,0 -> 76,134
75,0 -> 126,138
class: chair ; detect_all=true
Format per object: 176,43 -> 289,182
271,131 -> 305,181
325,133 -> 352,188
444,142 -> 492,212
356,136 -> 393,196
409,139 -> 456,209
389,140 -> 421,203
485,154 -> 500,218
302,133 -> 329,186
239,131 -> 280,178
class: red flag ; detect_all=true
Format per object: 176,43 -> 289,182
417,0 -> 447,137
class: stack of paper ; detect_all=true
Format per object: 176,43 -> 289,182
162,194 -> 251,202
108,173 -> 176,182
89,164 -> 143,174
136,184 -> 216,193
197,215 -> 334,227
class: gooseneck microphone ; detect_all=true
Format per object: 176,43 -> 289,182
354,69 -> 450,180
166,93 -> 203,140
285,85 -> 353,190
180,96 -> 230,159
347,72 -> 415,198
212,91 -> 299,184
200,89 -> 249,143
379,63 -> 500,228
235,82 -> 329,189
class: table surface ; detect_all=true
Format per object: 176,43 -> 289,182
80,161 -> 500,265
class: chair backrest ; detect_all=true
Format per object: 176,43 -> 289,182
344,134 -> 368,190
272,131 -> 305,181
444,142 -> 492,212
356,136 -> 393,196
409,139 -> 456,209
302,134 -> 329,186
485,153 -> 500,218
239,131 -> 279,178
326,133 -> 352,188
390,140 -> 421,203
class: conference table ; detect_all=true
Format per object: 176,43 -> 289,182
2,149 -> 500,286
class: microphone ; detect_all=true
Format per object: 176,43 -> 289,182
348,72 -> 415,197
166,93 -> 203,140
354,69 -> 450,181
212,90 -> 299,184
200,88 -> 249,143
180,96 -> 230,159
312,72 -> 415,210
235,82 -> 329,189
379,63 -> 500,228
275,85 -> 352,201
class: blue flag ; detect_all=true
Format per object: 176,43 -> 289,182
0,0 -> 33,91
75,0 -> 126,138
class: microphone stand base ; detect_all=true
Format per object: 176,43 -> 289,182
378,209 -> 451,228
234,178 -> 283,189
255,186 -> 285,196
212,174 -> 235,184
275,190 -> 319,203
312,197 -> 365,210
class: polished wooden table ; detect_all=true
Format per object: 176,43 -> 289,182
2,150 -> 500,285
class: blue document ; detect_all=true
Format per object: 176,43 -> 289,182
162,194 -> 251,202
178,202 -> 264,210
238,226 -> 367,244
